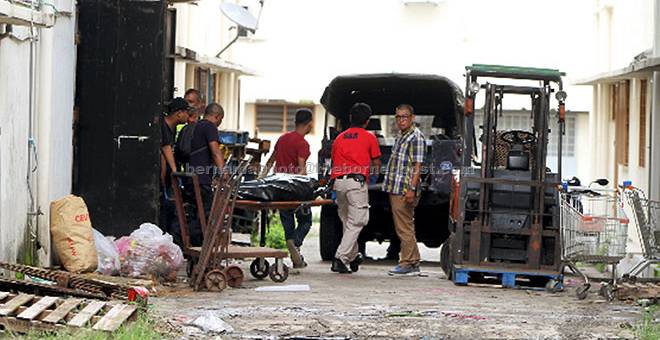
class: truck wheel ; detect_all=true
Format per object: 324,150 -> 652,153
440,234 -> 454,280
320,205 -> 342,261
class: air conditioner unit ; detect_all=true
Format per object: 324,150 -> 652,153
401,0 -> 444,6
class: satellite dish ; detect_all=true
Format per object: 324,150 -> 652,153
221,3 -> 258,32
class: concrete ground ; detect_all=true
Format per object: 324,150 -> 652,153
152,225 -> 643,339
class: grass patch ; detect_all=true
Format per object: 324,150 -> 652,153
251,214 -> 287,249
636,305 -> 660,340
10,311 -> 163,340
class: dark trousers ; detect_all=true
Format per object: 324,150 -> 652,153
279,207 -> 312,247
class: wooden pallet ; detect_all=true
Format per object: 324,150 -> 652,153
0,291 -> 137,333
452,266 -> 561,289
615,282 -> 660,301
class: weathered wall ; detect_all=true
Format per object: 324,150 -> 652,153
0,9 -> 76,265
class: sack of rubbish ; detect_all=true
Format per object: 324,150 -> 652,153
237,174 -> 320,201
93,228 -> 121,276
115,223 -> 183,281
50,195 -> 98,273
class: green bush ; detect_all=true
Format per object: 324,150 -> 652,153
636,305 -> 660,340
251,214 -> 287,250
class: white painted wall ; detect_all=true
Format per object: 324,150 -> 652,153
0,8 -> 76,265
172,0 -> 245,130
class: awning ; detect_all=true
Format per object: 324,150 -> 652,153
175,46 -> 257,76
575,56 -> 660,85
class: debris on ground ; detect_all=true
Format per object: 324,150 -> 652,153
255,284 -> 311,292
93,228 -> 121,276
185,311 -> 234,335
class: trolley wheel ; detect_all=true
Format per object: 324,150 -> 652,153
204,269 -> 228,292
250,259 -> 270,280
269,262 -> 289,283
576,284 -> 590,300
545,279 -> 563,293
599,283 -> 616,301
224,265 -> 245,288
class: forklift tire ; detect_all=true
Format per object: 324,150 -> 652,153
440,234 -> 454,280
320,205 -> 343,261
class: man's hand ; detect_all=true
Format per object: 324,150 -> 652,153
405,189 -> 415,204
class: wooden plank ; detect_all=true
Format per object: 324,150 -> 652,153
17,296 -> 58,320
93,304 -> 137,332
0,292 -> 9,301
67,301 -> 105,327
42,298 -> 82,324
0,294 -> 33,316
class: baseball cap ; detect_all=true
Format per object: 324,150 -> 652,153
168,97 -> 192,115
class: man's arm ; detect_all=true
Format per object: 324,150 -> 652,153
208,140 -> 225,169
161,145 -> 177,173
297,157 -> 307,176
370,158 -> 381,175
405,162 -> 422,204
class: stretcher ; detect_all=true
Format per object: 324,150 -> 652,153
172,168 -> 332,292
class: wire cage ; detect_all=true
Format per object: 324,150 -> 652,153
560,189 -> 629,263
622,186 -> 660,278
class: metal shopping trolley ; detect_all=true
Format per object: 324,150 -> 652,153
560,187 -> 629,300
622,186 -> 660,281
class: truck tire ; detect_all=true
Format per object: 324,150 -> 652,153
440,234 -> 454,280
320,205 -> 342,261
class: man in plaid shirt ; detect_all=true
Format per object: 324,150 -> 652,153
383,104 -> 426,276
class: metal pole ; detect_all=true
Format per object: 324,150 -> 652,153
650,0 -> 660,200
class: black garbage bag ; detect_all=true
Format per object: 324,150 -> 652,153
238,174 -> 320,201
429,139 -> 461,194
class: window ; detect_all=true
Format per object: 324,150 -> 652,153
611,80 -> 630,166
639,79 -> 647,167
195,68 -> 209,103
473,110 -> 576,157
255,103 -> 315,133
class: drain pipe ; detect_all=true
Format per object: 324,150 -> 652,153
650,0 -> 660,200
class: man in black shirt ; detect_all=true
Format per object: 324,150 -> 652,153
159,97 -> 191,235
188,103 -> 225,214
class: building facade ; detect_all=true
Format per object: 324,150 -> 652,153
0,0 -> 77,265
577,0 -> 659,274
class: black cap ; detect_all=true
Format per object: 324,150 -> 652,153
168,97 -> 192,115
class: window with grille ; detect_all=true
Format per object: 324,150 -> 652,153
255,103 -> 314,133
639,79 -> 647,167
611,80 -> 630,166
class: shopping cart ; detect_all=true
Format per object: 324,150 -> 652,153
622,186 -> 660,281
559,187 -> 629,300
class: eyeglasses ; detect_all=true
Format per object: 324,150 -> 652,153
395,115 -> 411,121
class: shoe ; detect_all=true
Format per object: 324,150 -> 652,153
331,258 -> 352,274
287,240 -> 304,268
296,247 -> 308,268
350,253 -> 363,272
388,264 -> 420,276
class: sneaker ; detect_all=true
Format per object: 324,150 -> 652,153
331,258 -> 352,274
297,252 -> 308,269
388,264 -> 420,276
350,253 -> 363,272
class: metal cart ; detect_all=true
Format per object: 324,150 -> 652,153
622,186 -> 660,280
172,162 -> 332,291
559,187 -> 629,300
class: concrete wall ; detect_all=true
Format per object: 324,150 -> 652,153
0,7 -> 76,265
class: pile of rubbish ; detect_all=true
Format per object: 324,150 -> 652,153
50,195 -> 183,282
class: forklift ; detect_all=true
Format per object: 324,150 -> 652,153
441,65 -> 568,289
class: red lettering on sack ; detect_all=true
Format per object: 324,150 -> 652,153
66,237 -> 78,257
74,214 -> 89,223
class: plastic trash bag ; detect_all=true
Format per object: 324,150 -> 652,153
93,228 -> 120,276
237,174 -> 320,201
115,223 -> 183,281
429,139 -> 461,194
